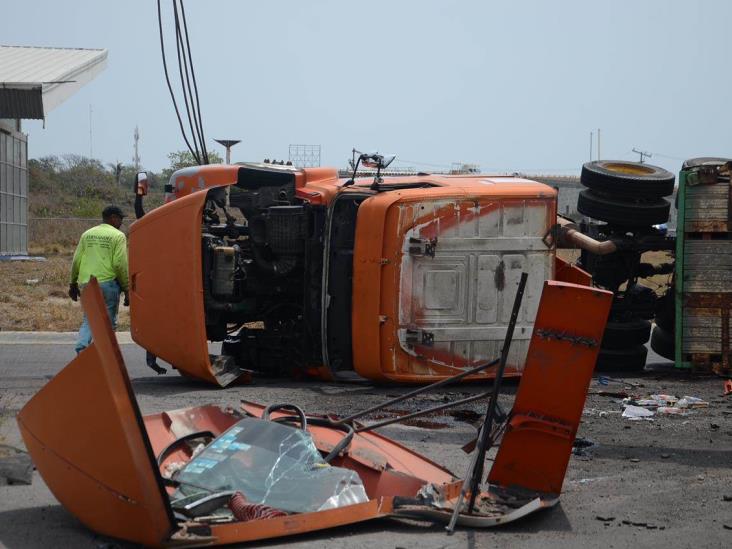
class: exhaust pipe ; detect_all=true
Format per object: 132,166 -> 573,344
555,217 -> 617,255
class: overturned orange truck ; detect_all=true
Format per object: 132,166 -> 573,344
129,159 -> 590,386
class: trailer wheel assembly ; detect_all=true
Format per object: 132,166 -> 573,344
650,325 -> 675,361
581,160 -> 675,198
600,318 -> 651,349
577,190 -> 670,226
595,344 -> 648,372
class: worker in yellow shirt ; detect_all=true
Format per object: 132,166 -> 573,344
68,205 -> 129,353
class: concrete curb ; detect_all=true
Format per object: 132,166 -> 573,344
0,331 -> 134,345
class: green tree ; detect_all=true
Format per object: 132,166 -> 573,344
161,149 -> 223,182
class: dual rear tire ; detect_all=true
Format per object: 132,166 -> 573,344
578,160 -> 674,228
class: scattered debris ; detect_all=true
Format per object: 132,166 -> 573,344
677,396 -> 709,409
15,278 -> 614,546
657,407 -> 689,416
620,394 -> 709,419
724,379 -> 732,396
597,376 -> 642,388
622,405 -> 655,421
595,390 -> 629,398
596,515 -> 615,522
572,437 -> 596,459
0,445 -> 33,485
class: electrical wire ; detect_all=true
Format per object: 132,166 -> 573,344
157,0 -> 200,163
173,1 -> 202,163
178,0 -> 209,164
157,0 -> 210,165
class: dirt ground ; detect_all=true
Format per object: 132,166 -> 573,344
0,255 -> 130,332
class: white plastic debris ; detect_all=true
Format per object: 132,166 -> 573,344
677,396 -> 709,409
622,405 -> 655,421
657,406 -> 689,416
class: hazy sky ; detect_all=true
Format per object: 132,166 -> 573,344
2,0 -> 730,174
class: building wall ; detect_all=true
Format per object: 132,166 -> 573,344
0,118 -> 28,255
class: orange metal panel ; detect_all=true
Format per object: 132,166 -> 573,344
165,164 -> 239,202
207,498 -> 392,545
555,256 -> 592,286
128,190 -> 222,385
488,280 -> 613,495
16,279 -> 175,547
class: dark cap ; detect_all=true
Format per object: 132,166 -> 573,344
102,205 -> 125,219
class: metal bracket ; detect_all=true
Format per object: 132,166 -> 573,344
405,328 -> 434,347
408,237 -> 437,258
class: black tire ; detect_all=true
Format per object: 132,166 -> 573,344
650,325 -> 675,361
601,319 -> 651,349
581,160 -> 675,198
577,190 -> 670,226
611,285 -> 657,321
654,288 -> 675,332
595,344 -> 648,372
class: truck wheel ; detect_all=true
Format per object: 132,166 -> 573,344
650,325 -> 675,361
581,160 -> 675,198
654,288 -> 675,332
595,344 -> 648,372
601,319 -> 651,349
577,190 -> 670,226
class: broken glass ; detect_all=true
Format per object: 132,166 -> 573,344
172,418 -> 368,514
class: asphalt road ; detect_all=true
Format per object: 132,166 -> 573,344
1,335 -> 731,548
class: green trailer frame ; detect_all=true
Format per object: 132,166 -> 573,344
674,161 -> 732,374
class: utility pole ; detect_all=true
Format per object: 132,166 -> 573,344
632,148 -> 652,163
133,126 -> 141,171
597,128 -> 601,161
214,138 -> 241,165
214,139 -> 241,207
89,104 -> 93,158
589,131 -> 593,161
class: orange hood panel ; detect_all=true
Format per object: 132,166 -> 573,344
129,189 -> 230,386
16,279 -> 175,547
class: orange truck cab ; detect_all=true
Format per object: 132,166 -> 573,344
129,162 -> 569,386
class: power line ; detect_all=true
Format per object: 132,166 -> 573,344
156,0 -> 209,165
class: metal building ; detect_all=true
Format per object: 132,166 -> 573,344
0,45 -> 107,255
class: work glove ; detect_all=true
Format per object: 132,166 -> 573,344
68,283 -> 80,302
123,291 -> 130,307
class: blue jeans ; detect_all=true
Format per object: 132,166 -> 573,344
75,280 -> 121,354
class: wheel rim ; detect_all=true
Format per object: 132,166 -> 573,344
601,162 -> 656,176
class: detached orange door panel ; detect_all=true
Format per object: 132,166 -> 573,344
352,189 -> 556,382
128,190 -> 216,383
17,280 -> 175,547
489,280 -> 613,494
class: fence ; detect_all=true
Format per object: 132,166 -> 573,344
0,129 -> 28,255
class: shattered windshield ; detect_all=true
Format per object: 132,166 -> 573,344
172,418 -> 367,514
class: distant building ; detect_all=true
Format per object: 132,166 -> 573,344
0,45 -> 107,255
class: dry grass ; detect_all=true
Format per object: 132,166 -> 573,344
0,255 -> 130,332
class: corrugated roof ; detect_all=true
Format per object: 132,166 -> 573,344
0,45 -> 107,119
